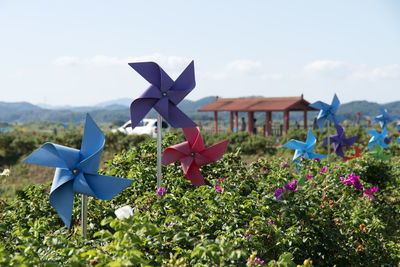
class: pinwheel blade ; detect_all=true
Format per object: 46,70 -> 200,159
162,142 -> 191,165
282,140 -> 306,150
73,173 -> 96,197
183,127 -> 205,152
186,164 -> 205,186
169,61 -> 195,104
331,93 -> 340,108
49,178 -> 74,228
130,98 -> 159,129
85,174 -> 133,200
79,114 -> 105,174
200,139 -> 229,163
128,62 -> 174,90
23,143 -> 80,170
163,102 -> 197,128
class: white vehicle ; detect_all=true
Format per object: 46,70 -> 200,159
112,119 -> 170,138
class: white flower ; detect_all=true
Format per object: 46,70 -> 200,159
89,223 -> 95,229
1,169 -> 10,176
114,205 -> 133,219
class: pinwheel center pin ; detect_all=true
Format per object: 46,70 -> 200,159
162,92 -> 167,97
72,168 -> 80,175
190,152 -> 195,157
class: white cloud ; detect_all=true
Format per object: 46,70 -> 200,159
350,64 -> 400,81
53,56 -> 81,66
304,60 -> 346,72
227,59 -> 261,73
261,73 -> 284,80
7,71 -> 24,79
53,53 -> 191,70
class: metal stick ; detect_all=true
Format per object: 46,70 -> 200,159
327,120 -> 331,164
156,113 -> 162,189
81,195 -> 88,238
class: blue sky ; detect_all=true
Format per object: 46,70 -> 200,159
0,0 -> 399,106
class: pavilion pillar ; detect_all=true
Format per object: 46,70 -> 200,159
230,111 -> 234,132
234,112 -> 238,132
248,112 -> 254,135
284,110 -> 289,136
214,111 -> 218,133
303,108 -> 308,129
265,111 -> 271,137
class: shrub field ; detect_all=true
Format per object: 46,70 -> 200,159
1,129 -> 400,266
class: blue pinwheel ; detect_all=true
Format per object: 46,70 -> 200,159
372,108 -> 395,129
282,129 -> 326,162
128,61 -> 197,129
366,127 -> 389,151
309,94 -> 345,130
23,114 -> 133,228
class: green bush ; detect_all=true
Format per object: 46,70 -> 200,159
0,134 -> 399,265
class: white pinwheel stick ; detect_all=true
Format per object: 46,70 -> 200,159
156,113 -> 162,189
81,195 -> 88,238
327,120 -> 331,164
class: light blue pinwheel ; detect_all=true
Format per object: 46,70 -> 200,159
372,108 -> 395,129
282,129 -> 326,162
23,114 -> 133,228
366,127 -> 389,151
309,94 -> 345,130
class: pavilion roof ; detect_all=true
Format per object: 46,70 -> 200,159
198,95 -> 318,112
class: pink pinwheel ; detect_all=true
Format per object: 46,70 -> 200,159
162,127 -> 229,186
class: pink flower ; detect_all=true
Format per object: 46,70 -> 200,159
320,167 -> 327,174
306,174 -> 312,180
281,162 -> 288,167
314,157 -> 319,161
265,169 -> 268,173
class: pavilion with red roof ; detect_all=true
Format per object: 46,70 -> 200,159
198,95 -> 317,136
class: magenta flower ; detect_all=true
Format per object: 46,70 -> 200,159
245,234 -> 251,239
274,187 -> 285,200
284,180 -> 298,191
340,174 -> 363,191
314,157 -> 319,161
281,162 -> 288,167
267,218 -> 276,225
320,167 -> 327,174
265,169 -> 268,173
364,186 -> 378,201
168,222 -> 177,228
157,187 -> 167,198
306,174 -> 312,180
215,183 -> 222,193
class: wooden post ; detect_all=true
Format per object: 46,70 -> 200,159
230,112 -> 234,132
265,111 -> 271,137
248,112 -> 254,135
234,112 -> 238,132
303,109 -> 308,129
214,111 -> 218,133
284,110 -> 289,136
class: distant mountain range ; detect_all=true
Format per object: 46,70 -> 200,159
0,97 -> 399,124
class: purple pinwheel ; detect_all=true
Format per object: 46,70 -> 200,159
322,124 -> 357,158
384,134 -> 394,145
309,94 -> 345,130
372,108 -> 395,129
128,61 -> 197,129
366,127 -> 389,150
